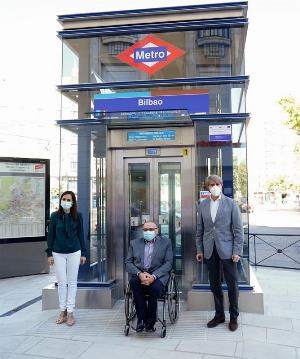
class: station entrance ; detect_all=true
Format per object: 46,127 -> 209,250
108,127 -> 196,293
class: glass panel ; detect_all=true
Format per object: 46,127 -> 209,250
62,41 -> 79,84
128,163 -> 150,241
91,157 -> 107,281
159,163 -> 182,274
159,173 -> 169,236
195,120 -> 249,285
175,172 -> 182,273
59,127 -> 78,193
62,27 -> 246,84
59,124 -> 108,283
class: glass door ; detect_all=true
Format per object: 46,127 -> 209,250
125,158 -> 183,274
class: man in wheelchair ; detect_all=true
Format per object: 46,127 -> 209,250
125,221 -> 173,333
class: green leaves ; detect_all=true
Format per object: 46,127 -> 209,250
278,96 -> 300,135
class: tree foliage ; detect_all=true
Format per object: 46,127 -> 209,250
233,159 -> 247,197
267,176 -> 291,193
278,96 -> 300,135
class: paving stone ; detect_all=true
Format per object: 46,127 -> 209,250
126,336 -> 180,350
26,337 -> 91,359
203,356 -> 235,359
142,348 -> 203,358
235,340 -> 297,359
177,339 -> 237,356
0,336 -> 28,353
242,325 -> 266,342
267,328 -> 300,347
0,354 -> 53,359
14,337 -> 44,354
241,313 -> 293,330
77,341 -> 146,359
292,319 -> 300,332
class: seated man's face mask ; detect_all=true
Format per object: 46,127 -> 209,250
143,230 -> 156,241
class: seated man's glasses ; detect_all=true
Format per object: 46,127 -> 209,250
143,228 -> 157,232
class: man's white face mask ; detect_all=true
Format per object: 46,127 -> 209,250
209,185 -> 222,197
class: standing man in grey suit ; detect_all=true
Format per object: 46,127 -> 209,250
125,221 -> 173,332
195,175 -> 244,331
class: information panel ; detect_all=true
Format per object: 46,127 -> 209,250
209,125 -> 232,142
0,161 -> 46,239
127,130 -> 176,142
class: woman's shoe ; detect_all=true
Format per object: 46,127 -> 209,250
66,312 -> 75,326
56,310 -> 67,324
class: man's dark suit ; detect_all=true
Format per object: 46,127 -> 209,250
125,235 -> 173,324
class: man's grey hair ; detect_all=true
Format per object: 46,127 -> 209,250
205,175 -> 223,186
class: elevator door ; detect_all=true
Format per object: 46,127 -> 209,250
125,157 -> 185,274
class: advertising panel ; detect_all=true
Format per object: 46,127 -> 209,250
0,160 -> 47,240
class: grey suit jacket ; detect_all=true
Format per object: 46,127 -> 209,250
195,195 -> 244,259
125,235 -> 173,286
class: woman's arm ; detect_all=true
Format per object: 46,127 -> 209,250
46,212 -> 57,257
77,213 -> 87,257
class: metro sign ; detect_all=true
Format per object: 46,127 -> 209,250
116,34 -> 186,75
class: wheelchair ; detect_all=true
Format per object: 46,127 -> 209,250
124,271 -> 179,338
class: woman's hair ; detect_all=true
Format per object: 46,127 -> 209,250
57,190 -> 78,219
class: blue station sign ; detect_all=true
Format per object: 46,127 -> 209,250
94,92 -> 209,114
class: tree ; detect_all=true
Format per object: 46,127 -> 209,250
278,96 -> 300,135
267,176 -> 290,193
233,159 -> 247,198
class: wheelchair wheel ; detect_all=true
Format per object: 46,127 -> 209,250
167,273 -> 179,324
124,325 -> 130,336
124,283 -> 136,326
160,326 -> 166,338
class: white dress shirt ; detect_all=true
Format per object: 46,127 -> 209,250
210,194 -> 221,223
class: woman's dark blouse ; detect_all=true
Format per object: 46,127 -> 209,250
46,211 -> 86,257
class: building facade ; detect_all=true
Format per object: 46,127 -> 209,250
51,1 -> 251,308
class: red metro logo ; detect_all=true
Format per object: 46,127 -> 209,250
116,34 -> 186,75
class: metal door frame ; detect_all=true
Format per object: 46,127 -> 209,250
109,147 -> 195,296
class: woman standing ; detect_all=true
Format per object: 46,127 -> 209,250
46,191 -> 86,326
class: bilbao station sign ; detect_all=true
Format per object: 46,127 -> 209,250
94,34 -> 209,115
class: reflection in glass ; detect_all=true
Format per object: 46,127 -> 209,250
91,153 -> 107,281
128,164 -> 150,241
59,127 -> 78,193
159,163 -> 182,274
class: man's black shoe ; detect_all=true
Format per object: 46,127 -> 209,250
136,320 -> 144,332
228,318 -> 238,331
207,316 -> 225,328
145,320 -> 156,332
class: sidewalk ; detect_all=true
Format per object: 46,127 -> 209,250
0,267 -> 300,359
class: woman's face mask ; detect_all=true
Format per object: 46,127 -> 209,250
61,200 -> 73,209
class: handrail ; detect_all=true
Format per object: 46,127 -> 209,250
249,233 -> 300,270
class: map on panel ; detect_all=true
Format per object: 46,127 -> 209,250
0,161 -> 45,239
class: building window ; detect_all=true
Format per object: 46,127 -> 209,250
108,41 -> 131,56
197,28 -> 231,59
